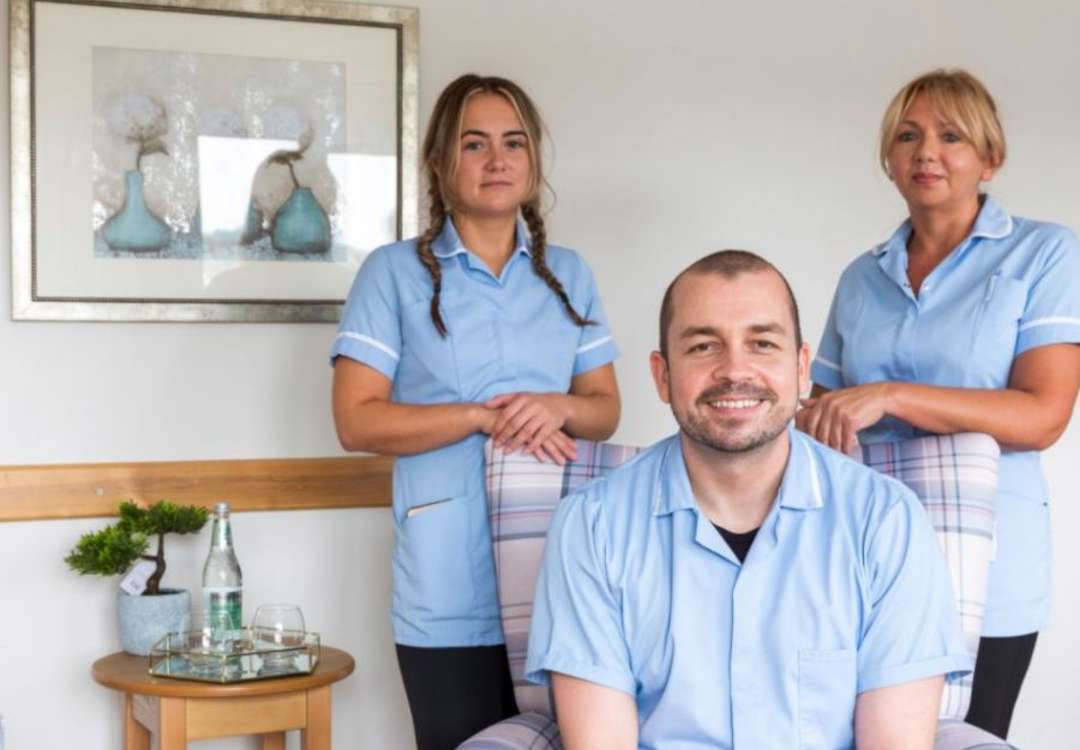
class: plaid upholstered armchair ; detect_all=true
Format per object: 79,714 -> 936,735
459,434 -> 1016,750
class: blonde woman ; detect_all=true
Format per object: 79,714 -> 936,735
798,69 -> 1080,738
331,74 -> 620,748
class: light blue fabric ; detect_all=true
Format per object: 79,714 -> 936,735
811,195 -> 1080,636
526,428 -> 971,749
331,217 -> 618,647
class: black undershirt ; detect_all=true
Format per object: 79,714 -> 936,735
713,524 -> 759,563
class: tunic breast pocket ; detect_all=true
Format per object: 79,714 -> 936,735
444,292 -> 501,401
399,298 -> 461,398
970,276 -> 1027,383
798,648 -> 857,750
524,318 -> 579,390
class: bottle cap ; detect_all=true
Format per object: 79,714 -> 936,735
215,501 -> 231,515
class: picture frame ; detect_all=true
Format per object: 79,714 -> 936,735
9,0 -> 419,322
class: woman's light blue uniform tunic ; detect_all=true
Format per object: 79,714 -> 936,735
331,218 -> 619,647
811,196 -> 1080,636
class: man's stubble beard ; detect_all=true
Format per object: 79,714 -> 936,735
673,381 -> 796,455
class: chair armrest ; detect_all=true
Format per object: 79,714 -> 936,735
457,711 -> 562,750
935,718 -> 1018,750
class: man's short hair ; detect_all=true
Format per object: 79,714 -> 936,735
658,250 -> 803,357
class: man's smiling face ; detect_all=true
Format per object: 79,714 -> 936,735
651,268 -> 809,455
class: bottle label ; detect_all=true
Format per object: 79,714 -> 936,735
204,587 -> 242,630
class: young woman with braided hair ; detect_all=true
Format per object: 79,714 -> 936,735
330,74 -> 620,749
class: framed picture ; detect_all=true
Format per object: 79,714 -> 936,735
10,0 -> 418,322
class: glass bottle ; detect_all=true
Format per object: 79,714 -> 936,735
202,502 -> 243,632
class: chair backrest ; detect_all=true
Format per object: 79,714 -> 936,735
485,439 -> 642,715
485,432 -> 999,720
859,432 -> 1000,719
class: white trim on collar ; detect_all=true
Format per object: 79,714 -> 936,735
803,440 -> 825,509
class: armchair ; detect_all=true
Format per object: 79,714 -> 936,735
459,434 -> 1015,750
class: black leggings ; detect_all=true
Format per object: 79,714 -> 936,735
965,632 -> 1038,740
396,643 -> 519,750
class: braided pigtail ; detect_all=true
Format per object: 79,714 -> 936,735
417,184 -> 450,337
521,202 -> 594,328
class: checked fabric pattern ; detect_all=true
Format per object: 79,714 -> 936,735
457,711 -> 562,750
482,439 -> 642,717
860,432 -> 1000,719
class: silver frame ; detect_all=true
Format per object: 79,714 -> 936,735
9,0 -> 419,322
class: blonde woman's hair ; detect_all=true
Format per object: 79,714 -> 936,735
416,74 -> 592,336
879,69 -> 1006,174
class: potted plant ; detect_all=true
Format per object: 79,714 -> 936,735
66,500 -> 208,655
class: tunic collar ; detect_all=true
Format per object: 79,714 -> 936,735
432,215 -> 532,260
651,426 -> 824,518
871,194 -> 1014,258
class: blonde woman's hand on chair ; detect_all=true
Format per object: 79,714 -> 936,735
797,383 -> 893,454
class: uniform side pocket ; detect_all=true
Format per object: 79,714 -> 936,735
396,494 -> 477,621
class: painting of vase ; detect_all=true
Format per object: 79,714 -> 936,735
92,46 -> 351,263
102,170 -> 171,252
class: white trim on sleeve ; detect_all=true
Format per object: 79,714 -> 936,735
576,335 -> 613,355
336,332 -> 400,360
813,356 -> 842,372
1018,316 -> 1080,332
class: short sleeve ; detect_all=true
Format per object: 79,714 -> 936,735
810,285 -> 846,390
329,248 -> 402,380
570,257 -> 620,376
1016,228 -> 1080,355
525,489 -> 636,695
856,488 -> 973,693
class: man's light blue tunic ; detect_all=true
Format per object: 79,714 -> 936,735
526,428 -> 970,749
811,196 -> 1080,636
331,219 -> 618,647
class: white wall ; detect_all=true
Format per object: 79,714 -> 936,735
2,0 -> 1078,747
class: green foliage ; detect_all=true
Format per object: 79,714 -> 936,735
118,500 -> 209,536
65,523 -> 148,576
65,500 -> 210,594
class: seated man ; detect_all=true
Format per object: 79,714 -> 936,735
525,250 -> 971,749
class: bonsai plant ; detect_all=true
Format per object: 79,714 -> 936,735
66,500 -> 209,654
66,500 -> 208,592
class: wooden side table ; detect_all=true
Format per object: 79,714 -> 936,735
92,646 -> 355,750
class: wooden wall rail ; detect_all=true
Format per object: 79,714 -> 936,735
0,455 -> 394,522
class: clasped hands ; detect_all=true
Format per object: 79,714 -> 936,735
795,382 -> 893,455
480,392 -> 577,465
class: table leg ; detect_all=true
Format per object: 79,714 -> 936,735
301,686 -> 332,750
123,693 -> 150,750
159,696 -> 187,750
261,733 -> 287,750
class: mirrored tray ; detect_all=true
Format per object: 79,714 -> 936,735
148,627 -> 321,683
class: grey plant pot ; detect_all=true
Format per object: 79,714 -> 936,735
117,588 -> 190,656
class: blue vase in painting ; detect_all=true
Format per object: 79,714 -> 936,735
271,187 -> 331,254
102,170 -> 171,253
